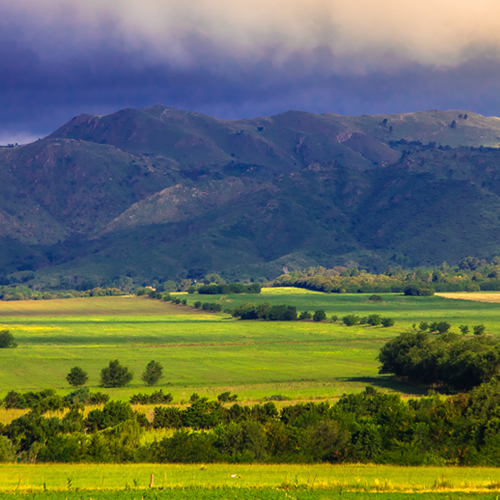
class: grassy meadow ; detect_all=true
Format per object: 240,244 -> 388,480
1,290 -> 500,495
2,463 -> 500,494
0,289 -> 499,404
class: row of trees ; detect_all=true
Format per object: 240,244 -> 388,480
271,258 -> 500,294
66,360 -> 163,389
188,283 -> 261,295
0,286 -> 125,302
5,382 -> 500,464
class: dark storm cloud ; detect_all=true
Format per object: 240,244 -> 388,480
2,0 -> 500,144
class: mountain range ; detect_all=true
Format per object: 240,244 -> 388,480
2,106 -> 500,287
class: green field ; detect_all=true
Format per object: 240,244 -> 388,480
1,291 -> 500,496
0,492 -> 496,500
0,289 -> 499,402
1,463 -> 500,494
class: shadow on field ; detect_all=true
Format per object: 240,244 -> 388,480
343,376 -> 427,396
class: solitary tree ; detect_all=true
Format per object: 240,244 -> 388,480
100,360 -> 133,388
141,360 -> 164,386
473,324 -> 486,336
66,366 -> 89,387
0,330 -> 17,348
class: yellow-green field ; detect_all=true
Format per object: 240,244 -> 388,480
0,290 -> 499,403
0,463 -> 500,493
1,291 -> 500,498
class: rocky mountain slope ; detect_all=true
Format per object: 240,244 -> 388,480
2,106 -> 500,286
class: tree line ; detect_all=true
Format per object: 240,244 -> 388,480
271,257 -> 500,294
4,382 -> 500,464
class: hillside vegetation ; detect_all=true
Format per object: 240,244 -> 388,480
2,107 -> 500,286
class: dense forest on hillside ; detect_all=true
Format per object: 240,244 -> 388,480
2,107 -> 500,286
2,254 -> 500,296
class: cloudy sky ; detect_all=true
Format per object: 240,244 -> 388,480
2,0 -> 500,144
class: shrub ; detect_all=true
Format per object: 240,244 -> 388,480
331,315 -> 338,322
466,284 -> 481,292
267,305 -> 297,321
419,321 -> 429,331
342,314 -> 359,326
64,387 -> 109,406
368,295 -> 383,302
435,321 -> 451,334
141,360 -> 163,386
217,391 -> 238,402
459,325 -> 470,335
367,314 -> 381,326
202,302 -> 222,312
194,301 -> 201,309
381,317 -> 395,327
85,401 -> 134,432
404,285 -> 434,296
313,310 -> 327,322
0,330 -> 16,348
130,390 -> 173,405
66,366 -> 88,387
100,360 -> 133,388
263,394 -> 290,401
299,311 -> 312,320
473,324 -> 486,336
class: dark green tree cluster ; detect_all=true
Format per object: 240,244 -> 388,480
6,383 -> 500,464
3,388 -> 109,410
230,303 -> 297,321
270,257 -> 500,294
0,286 -> 125,302
378,332 -> 500,391
342,314 -> 394,327
129,390 -> 172,405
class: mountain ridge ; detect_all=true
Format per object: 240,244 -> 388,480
1,106 -> 500,286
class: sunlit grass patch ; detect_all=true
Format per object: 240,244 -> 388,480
1,464 -> 500,493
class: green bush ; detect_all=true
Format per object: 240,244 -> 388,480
66,366 -> 88,387
130,390 -> 173,405
217,391 -> 238,402
141,360 -> 163,386
404,285 -> 434,296
381,317 -> 395,327
100,360 -> 133,388
0,330 -> 16,348
342,314 -> 359,326
313,310 -> 326,322
474,324 -> 486,336
459,324 -> 470,335
367,314 -> 381,326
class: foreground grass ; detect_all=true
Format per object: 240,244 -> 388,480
1,464 -> 500,493
1,491 -> 498,500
